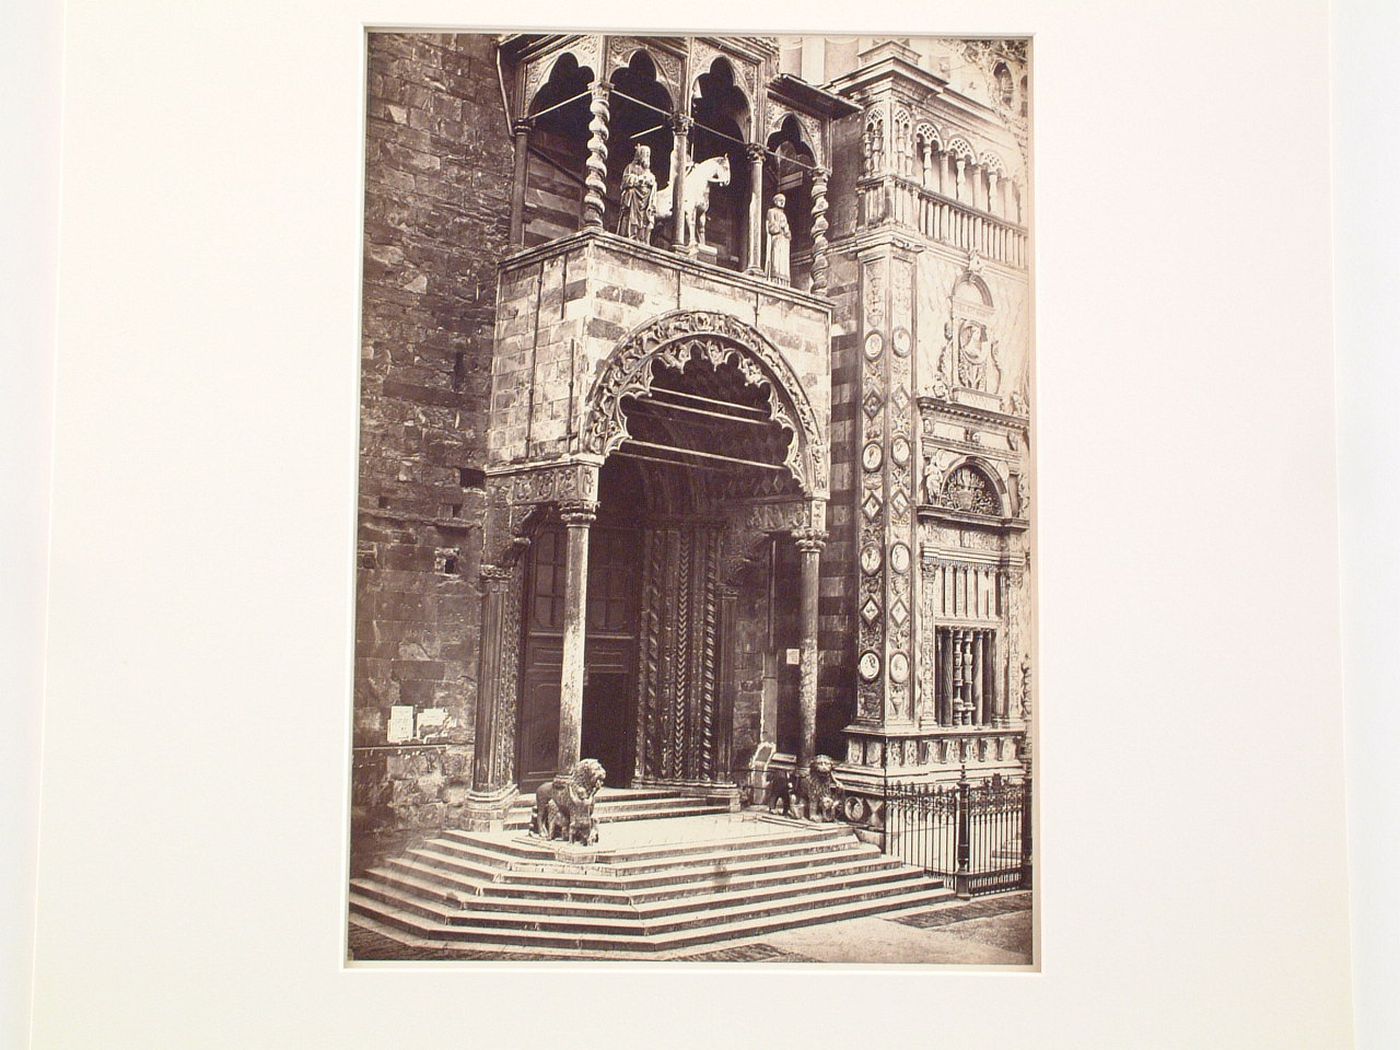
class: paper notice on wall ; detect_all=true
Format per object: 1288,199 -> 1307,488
416,708 -> 448,735
387,705 -> 415,743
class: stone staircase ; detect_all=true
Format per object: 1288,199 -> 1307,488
349,809 -> 953,958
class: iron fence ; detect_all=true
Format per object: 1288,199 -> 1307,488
883,772 -> 1032,898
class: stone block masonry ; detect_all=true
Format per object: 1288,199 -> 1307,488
354,33 -> 513,832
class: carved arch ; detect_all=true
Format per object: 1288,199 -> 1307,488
980,151 -> 1007,176
945,135 -> 977,162
766,108 -> 824,167
523,38 -> 603,114
937,458 -> 1009,516
580,310 -> 828,498
914,121 -> 943,151
605,39 -> 680,103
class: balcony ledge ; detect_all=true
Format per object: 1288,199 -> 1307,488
499,228 -> 832,315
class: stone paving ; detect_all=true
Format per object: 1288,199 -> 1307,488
347,891 -> 1033,966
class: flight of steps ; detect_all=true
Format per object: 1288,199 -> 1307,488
501,787 -> 733,831
349,812 -> 953,957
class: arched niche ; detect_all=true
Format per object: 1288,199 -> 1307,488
690,57 -> 752,268
764,114 -> 817,280
605,49 -> 676,242
522,52 -> 595,246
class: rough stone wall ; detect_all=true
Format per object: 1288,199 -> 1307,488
353,33 -> 512,832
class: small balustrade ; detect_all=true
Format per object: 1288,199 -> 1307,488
859,175 -> 1028,269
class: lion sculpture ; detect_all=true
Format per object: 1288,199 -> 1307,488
800,755 -> 846,822
766,755 -> 845,822
532,758 -> 606,845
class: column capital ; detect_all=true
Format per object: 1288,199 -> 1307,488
480,564 -> 515,589
792,527 -> 828,553
511,116 -> 535,136
743,141 -> 767,164
670,111 -> 694,134
811,164 -> 830,182
590,79 -> 611,96
558,498 -> 599,525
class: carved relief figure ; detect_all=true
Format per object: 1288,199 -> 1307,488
957,322 -> 996,391
765,192 -> 792,284
922,455 -> 944,504
532,758 -> 606,845
617,144 -> 657,242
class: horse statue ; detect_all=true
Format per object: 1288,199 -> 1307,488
654,154 -> 730,249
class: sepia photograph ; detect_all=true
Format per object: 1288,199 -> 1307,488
347,30 -> 1036,964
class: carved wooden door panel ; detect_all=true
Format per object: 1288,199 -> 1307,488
518,639 -> 562,792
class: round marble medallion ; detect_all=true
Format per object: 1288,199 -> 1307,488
889,542 -> 911,574
860,544 -> 882,575
861,441 -> 883,472
858,650 -> 881,681
863,331 -> 884,360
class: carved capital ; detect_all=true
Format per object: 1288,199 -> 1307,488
811,165 -> 830,182
670,112 -> 694,135
558,499 -> 599,526
744,141 -> 766,165
480,564 -> 515,590
511,117 -> 535,137
792,527 -> 828,554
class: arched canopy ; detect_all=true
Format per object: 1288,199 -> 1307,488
581,310 -> 827,500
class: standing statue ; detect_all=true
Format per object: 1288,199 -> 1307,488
617,144 -> 657,243
766,192 -> 792,284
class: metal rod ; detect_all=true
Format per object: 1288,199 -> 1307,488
610,86 -> 822,174
630,397 -> 774,427
530,88 -> 592,121
611,449 -> 737,475
621,438 -> 785,471
646,385 -> 770,418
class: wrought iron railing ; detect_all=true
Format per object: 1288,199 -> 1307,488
884,771 -> 1032,897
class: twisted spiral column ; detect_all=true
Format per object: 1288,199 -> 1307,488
582,82 -> 610,230
809,165 -> 830,294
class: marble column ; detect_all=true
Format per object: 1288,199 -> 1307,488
471,565 -> 514,791
744,142 -> 765,275
582,82 -> 610,230
793,528 -> 826,766
509,117 -> 533,246
810,165 -> 830,294
670,112 -> 693,251
556,499 -> 597,770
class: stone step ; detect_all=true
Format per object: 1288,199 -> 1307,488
348,881 -> 953,954
381,848 -> 905,905
360,857 -> 920,922
412,834 -> 874,884
439,820 -> 849,864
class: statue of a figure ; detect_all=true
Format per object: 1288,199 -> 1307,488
922,455 -> 944,504
766,192 -> 792,284
617,144 -> 657,243
957,322 -> 991,390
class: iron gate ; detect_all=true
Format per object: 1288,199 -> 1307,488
884,772 -> 1032,897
